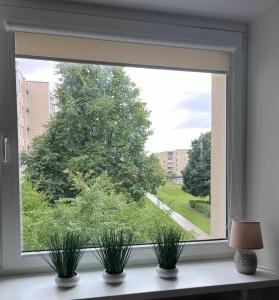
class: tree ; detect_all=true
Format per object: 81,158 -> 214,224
22,63 -> 164,202
182,132 -> 211,200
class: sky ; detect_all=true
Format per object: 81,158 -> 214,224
16,58 -> 211,153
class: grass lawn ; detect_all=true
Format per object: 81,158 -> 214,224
143,197 -> 195,241
157,183 -> 210,234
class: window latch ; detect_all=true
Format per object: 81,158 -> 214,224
1,135 -> 8,163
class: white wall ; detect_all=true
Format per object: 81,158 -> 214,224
247,0 -> 279,272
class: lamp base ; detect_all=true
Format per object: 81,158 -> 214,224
234,249 -> 257,274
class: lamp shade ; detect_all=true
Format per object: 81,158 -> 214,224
229,220 -> 263,250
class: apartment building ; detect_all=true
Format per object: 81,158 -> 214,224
16,63 -> 51,152
154,149 -> 188,177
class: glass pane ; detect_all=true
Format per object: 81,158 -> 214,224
16,58 -> 226,251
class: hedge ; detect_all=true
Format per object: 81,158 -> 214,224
189,200 -> 210,217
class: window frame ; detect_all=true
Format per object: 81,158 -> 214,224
0,4 -> 246,274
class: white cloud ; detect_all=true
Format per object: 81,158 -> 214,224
125,67 -> 211,153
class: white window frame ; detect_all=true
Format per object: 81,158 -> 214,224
0,2 -> 246,274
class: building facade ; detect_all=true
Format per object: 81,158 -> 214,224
16,63 -> 51,153
154,149 -> 188,178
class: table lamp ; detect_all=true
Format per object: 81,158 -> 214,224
229,220 -> 263,274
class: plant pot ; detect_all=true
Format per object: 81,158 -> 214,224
55,272 -> 80,288
156,265 -> 178,279
102,270 -> 126,284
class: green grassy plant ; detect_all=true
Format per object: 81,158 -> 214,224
94,229 -> 133,274
43,232 -> 85,278
152,227 -> 184,270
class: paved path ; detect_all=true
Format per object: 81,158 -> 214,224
146,193 -> 210,240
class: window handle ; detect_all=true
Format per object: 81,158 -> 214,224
1,135 -> 8,163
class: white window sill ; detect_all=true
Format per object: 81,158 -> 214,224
0,259 -> 279,300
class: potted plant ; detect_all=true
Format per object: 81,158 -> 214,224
43,232 -> 86,288
94,229 -> 133,284
152,227 -> 184,279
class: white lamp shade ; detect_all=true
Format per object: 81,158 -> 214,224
229,220 -> 263,250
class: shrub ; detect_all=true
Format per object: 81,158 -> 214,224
21,180 -> 54,250
22,173 -> 194,251
189,200 -> 210,217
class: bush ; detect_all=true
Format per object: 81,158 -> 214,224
21,180 -> 54,250
21,173 -> 130,251
22,173 -> 191,251
189,200 -> 210,217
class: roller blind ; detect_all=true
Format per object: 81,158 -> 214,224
15,32 -> 229,73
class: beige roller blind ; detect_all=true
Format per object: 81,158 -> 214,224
15,32 -> 229,73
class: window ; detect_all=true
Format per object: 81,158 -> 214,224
14,32 -> 228,252
16,57 -> 227,251
17,38 -> 226,250
0,12 -> 245,271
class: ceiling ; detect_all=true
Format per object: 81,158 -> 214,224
62,0 -> 277,22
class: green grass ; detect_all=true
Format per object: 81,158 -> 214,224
143,197 -> 195,241
157,183 -> 210,234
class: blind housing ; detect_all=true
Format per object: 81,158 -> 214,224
15,32 -> 229,73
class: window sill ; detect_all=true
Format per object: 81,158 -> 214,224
0,258 -> 279,300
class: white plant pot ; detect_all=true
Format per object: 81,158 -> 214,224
156,265 -> 179,279
102,271 -> 126,284
55,272 -> 80,288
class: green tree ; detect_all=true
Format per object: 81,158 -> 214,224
22,63 -> 164,202
182,132 -> 211,200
